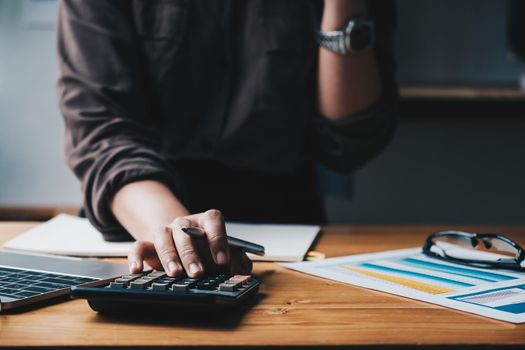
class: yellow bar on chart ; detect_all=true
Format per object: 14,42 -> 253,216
342,266 -> 454,295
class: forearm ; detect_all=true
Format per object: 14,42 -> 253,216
318,0 -> 382,120
110,180 -> 190,241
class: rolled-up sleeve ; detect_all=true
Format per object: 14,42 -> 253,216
316,0 -> 398,173
57,0 -> 180,240
317,98 -> 396,172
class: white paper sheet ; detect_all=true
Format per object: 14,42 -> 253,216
3,214 -> 319,262
282,248 -> 525,323
224,222 -> 319,262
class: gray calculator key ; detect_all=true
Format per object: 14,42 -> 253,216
113,278 -> 132,285
151,283 -> 169,291
171,278 -> 199,291
170,283 -> 190,291
218,281 -> 242,292
120,274 -> 142,280
129,279 -> 150,289
156,277 -> 178,284
109,282 -> 127,289
147,271 -> 166,278
141,276 -> 158,281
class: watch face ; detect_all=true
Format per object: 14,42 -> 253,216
350,23 -> 372,52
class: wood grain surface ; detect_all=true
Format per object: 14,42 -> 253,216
1,222 -> 524,348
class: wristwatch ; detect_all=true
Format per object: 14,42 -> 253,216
316,18 -> 374,55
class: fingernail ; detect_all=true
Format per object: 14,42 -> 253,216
216,251 -> 228,265
130,261 -> 139,272
188,263 -> 201,276
168,261 -> 178,275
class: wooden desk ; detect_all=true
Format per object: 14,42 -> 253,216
400,86 -> 525,100
1,222 -> 524,348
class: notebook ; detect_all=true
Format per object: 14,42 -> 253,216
3,214 -> 319,262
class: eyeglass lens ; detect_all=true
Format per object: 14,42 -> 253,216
432,235 -> 519,260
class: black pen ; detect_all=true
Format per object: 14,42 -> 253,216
181,227 -> 266,256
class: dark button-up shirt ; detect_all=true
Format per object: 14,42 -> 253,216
57,0 -> 397,240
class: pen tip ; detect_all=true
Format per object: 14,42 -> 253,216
181,227 -> 206,236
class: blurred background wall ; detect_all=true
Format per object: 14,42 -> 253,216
1,0 -> 525,224
0,0 -> 80,215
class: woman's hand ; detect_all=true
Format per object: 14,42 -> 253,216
127,209 -> 252,278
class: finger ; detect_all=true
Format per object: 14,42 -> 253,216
153,226 -> 183,277
169,217 -> 204,278
128,241 -> 164,273
229,249 -> 253,275
199,209 -> 229,266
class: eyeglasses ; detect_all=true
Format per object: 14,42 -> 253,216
422,230 -> 525,271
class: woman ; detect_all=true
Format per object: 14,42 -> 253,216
57,0 -> 397,277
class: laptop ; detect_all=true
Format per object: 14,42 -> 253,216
0,249 -> 129,312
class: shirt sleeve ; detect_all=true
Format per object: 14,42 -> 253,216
57,0 -> 182,241
316,0 -> 398,173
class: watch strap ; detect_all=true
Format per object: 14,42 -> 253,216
316,18 -> 374,56
315,30 -> 347,55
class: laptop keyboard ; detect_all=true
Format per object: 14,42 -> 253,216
0,266 -> 97,300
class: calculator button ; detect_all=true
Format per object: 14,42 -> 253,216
195,281 -> 217,290
207,275 -> 227,284
140,276 -> 158,282
116,275 -> 142,284
147,271 -> 166,278
179,278 -> 200,284
156,277 -> 178,284
218,281 -> 242,292
129,279 -> 150,289
170,283 -> 190,291
230,275 -> 251,285
113,278 -> 133,285
151,283 -> 169,291
109,282 -> 127,289
170,278 -> 198,291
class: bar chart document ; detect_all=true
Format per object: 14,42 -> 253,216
282,248 -> 525,323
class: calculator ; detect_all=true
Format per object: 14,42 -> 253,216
70,271 -> 260,313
